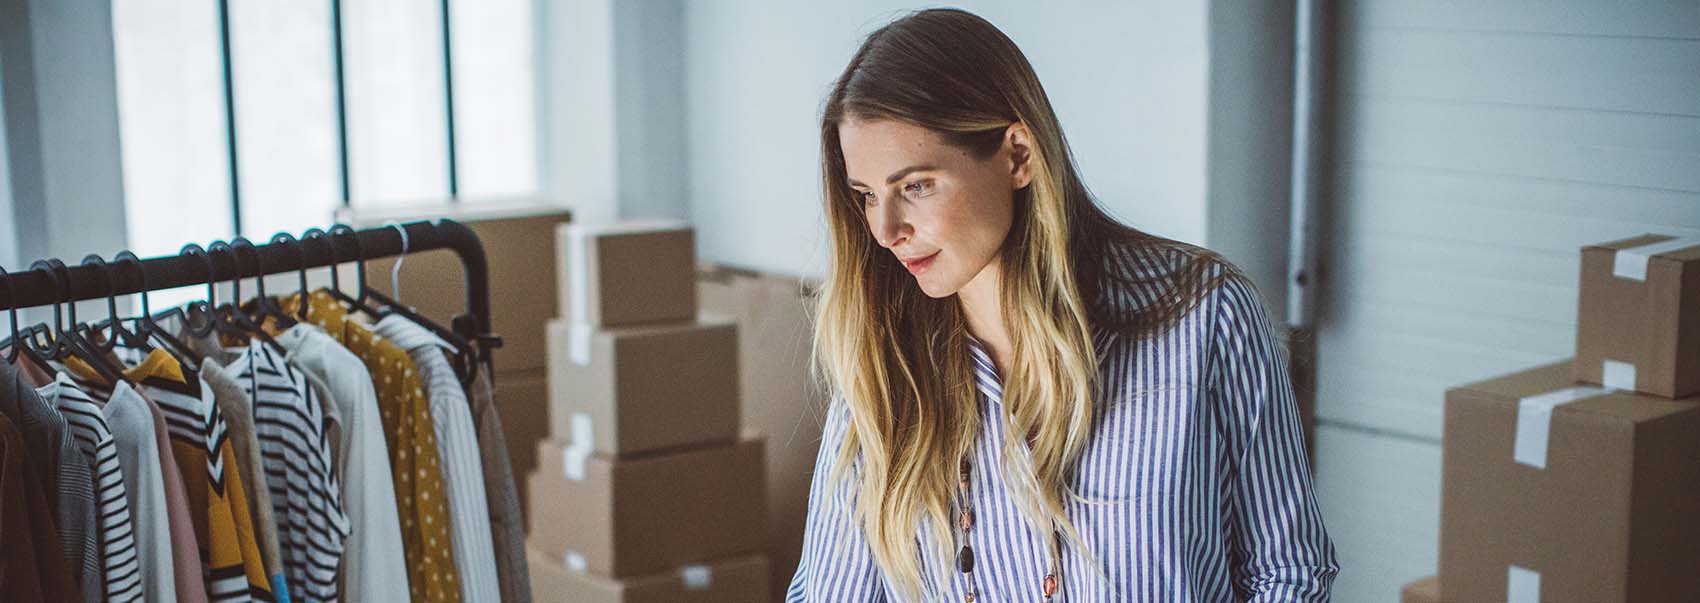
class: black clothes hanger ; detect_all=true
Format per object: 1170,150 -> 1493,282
232,237 -> 297,330
176,244 -> 222,341
33,259 -> 126,386
270,232 -> 312,323
0,264 -> 58,377
114,251 -> 201,366
206,241 -> 287,356
320,224 -> 478,384
78,254 -> 151,352
325,224 -> 386,318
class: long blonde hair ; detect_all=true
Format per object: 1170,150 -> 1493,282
815,8 -> 1235,601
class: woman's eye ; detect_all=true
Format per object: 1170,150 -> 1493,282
904,180 -> 933,197
858,190 -> 877,206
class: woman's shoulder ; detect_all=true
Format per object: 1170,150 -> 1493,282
1090,236 -> 1247,323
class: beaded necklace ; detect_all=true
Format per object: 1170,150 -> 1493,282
953,457 -> 1061,602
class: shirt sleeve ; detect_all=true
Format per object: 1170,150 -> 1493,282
1205,274 -> 1341,602
785,398 -> 887,602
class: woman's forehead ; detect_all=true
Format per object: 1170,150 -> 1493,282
840,118 -> 967,185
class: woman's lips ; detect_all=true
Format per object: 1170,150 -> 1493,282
901,251 -> 940,275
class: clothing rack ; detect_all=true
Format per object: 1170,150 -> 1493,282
0,219 -> 501,368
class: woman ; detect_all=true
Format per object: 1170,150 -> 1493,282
788,8 -> 1338,602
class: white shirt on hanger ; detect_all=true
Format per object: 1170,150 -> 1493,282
272,323 -> 411,603
104,380 -> 178,603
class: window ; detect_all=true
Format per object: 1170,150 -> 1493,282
111,0 -> 537,306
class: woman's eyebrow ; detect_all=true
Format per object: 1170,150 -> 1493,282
847,164 -> 939,188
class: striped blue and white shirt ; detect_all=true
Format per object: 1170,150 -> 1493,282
787,248 -> 1339,602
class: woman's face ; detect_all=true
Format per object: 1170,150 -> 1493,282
839,117 -> 1031,299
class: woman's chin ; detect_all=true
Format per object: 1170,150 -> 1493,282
912,275 -> 960,299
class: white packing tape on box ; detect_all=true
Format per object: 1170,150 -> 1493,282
1612,236 -> 1700,281
568,226 -> 590,324
1602,359 -> 1637,391
679,564 -> 714,590
1507,565 -> 1540,603
568,323 -> 594,366
562,413 -> 594,481
1514,385 -> 1609,469
564,551 -> 588,573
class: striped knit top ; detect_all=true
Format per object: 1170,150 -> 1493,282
38,373 -> 144,603
227,339 -> 351,602
786,246 -> 1339,602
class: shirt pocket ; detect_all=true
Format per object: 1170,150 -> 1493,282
1066,385 -> 1196,506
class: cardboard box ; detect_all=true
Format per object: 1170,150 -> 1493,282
527,546 -> 770,603
546,317 -> 740,455
1440,362 -> 1700,602
697,265 -> 825,600
527,436 -> 768,578
1574,233 -> 1700,398
494,368 -> 549,520
1401,575 -> 1439,603
559,221 -> 697,328
340,201 -> 571,373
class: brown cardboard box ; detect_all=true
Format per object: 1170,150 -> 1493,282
697,265 -> 824,600
1401,575 -> 1439,603
1574,234 -> 1700,398
339,201 -> 571,373
527,546 -> 771,603
527,436 -> 768,578
545,317 -> 740,455
1440,362 -> 1700,602
495,368 -> 550,520
558,221 -> 697,328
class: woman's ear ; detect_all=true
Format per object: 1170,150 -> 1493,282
1006,122 -> 1035,190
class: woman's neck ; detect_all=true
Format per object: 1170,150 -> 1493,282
957,260 -> 1012,377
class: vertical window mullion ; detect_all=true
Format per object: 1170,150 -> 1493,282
217,0 -> 242,235
332,0 -> 352,207
441,0 -> 459,202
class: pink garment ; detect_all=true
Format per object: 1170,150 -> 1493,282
143,391 -> 210,603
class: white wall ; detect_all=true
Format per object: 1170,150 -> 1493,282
0,0 -> 130,325
680,1 -> 1216,280
1313,2 -> 1700,600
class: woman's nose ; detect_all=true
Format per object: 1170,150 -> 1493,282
872,203 -> 909,248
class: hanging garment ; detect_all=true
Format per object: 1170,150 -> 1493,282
64,354 -> 208,603
269,322 -> 410,603
282,290 -> 463,603
374,314 -> 500,603
0,412 -> 48,603
1,357 -> 96,602
466,362 -> 531,603
144,398 -> 207,603
226,338 -> 351,603
115,348 -> 272,603
38,373 -> 144,602
96,378 -> 177,602
151,310 -> 291,602
199,358 -> 290,603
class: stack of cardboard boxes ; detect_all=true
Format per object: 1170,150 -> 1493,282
526,221 -> 772,602
1403,234 -> 1700,602
697,266 -> 827,600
